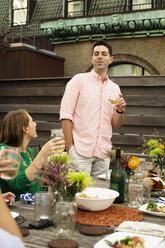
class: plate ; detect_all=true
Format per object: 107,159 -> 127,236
10,211 -> 19,219
97,170 -> 112,180
139,203 -> 165,217
94,231 -> 163,248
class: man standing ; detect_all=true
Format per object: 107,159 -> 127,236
60,40 -> 126,177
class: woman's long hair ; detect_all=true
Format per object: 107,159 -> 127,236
0,109 -> 29,147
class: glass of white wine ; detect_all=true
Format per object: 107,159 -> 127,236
109,99 -> 119,106
50,129 -> 64,153
0,146 -> 21,180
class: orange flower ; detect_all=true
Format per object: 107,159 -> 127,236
158,144 -> 164,149
128,156 -> 140,170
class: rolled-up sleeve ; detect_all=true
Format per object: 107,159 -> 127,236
60,74 -> 82,121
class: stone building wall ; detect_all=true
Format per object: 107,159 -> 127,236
54,37 -> 165,76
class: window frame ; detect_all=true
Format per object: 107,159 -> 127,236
11,0 -> 36,27
65,0 -> 90,18
128,0 -> 157,11
12,0 -> 28,26
108,62 -> 151,76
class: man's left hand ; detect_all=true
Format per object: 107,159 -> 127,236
116,94 -> 126,112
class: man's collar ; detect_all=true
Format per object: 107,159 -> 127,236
91,69 -> 108,83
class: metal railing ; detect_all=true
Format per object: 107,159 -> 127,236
0,21 -> 43,47
66,2 -> 165,17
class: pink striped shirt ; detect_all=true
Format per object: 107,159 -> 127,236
60,70 -> 121,159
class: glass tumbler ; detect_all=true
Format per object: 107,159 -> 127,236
0,146 -> 21,180
139,179 -> 152,203
54,201 -> 76,239
35,192 -> 54,221
128,183 -> 143,208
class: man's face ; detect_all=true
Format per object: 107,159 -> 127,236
91,45 -> 113,72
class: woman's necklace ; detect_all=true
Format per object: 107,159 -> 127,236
21,149 -> 33,168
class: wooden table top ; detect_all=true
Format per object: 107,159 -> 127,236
10,179 -> 165,248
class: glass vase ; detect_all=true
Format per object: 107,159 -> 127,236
54,199 -> 77,239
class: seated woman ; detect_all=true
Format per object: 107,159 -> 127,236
0,109 -> 65,201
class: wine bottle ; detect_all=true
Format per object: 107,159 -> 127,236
110,148 -> 125,203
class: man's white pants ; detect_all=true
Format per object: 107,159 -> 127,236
68,146 -> 110,177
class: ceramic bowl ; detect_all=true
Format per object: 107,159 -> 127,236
75,187 -> 119,211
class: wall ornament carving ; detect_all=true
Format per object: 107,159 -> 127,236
41,10 -> 165,44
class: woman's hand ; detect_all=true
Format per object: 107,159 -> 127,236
2,192 -> 15,205
40,137 -> 65,158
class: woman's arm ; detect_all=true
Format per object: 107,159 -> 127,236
25,137 -> 65,181
0,191 -> 24,242
0,138 -> 65,196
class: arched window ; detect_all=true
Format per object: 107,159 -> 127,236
108,63 -> 151,76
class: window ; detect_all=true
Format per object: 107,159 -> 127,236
132,0 -> 152,10
66,0 -> 85,17
12,0 -> 28,26
11,0 -> 36,26
108,64 -> 151,76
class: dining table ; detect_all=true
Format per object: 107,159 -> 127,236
10,178 -> 165,248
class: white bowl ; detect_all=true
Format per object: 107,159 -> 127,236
75,187 -> 119,211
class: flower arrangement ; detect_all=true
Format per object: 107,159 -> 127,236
105,148 -> 140,178
142,132 -> 165,170
37,153 -> 95,200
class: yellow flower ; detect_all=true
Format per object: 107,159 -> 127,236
128,156 -> 140,170
158,144 -> 164,149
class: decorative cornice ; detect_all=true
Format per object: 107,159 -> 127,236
41,10 -> 165,44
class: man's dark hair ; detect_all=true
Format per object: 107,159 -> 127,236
92,40 -> 112,56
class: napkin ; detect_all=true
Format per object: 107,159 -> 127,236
115,221 -> 165,237
155,197 -> 165,204
20,193 -> 34,204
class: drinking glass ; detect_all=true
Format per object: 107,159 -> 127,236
134,170 -> 148,182
54,201 -> 76,239
50,129 -> 64,153
109,99 -> 119,106
0,146 -> 21,180
139,179 -> 152,203
35,192 -> 54,221
128,183 -> 143,208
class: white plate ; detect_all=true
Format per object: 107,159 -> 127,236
139,203 -> 165,217
10,211 -> 19,219
94,232 -> 163,248
97,170 -> 112,180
